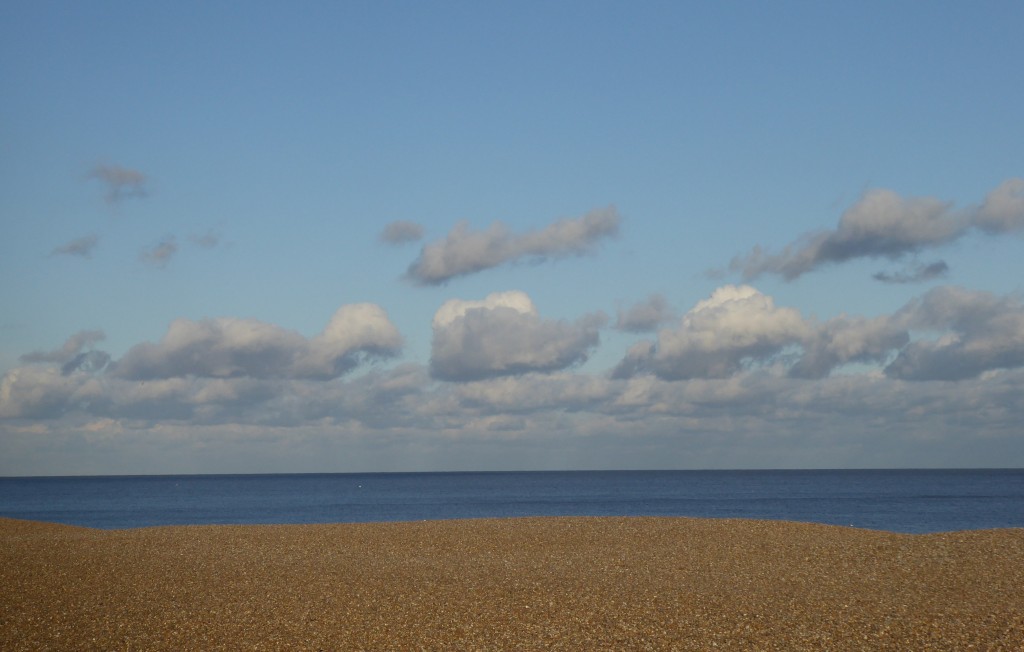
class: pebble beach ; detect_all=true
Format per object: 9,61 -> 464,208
2,516 -> 1022,650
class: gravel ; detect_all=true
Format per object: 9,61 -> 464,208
2,516 -> 1022,650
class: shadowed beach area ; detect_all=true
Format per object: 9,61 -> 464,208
2,516 -> 1022,650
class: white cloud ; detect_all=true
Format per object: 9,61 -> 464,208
430,291 -> 603,381
406,206 -> 620,285
729,179 -> 1024,281
974,178 -> 1024,233
113,304 -> 402,381
620,286 -> 810,379
885,286 -> 1024,380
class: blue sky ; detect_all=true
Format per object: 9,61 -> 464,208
2,1 -> 1022,474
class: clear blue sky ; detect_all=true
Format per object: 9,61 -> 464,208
2,1 -> 1022,474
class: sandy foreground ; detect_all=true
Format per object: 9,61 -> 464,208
2,517 -> 1023,651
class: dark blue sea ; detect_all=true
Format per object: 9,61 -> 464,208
1,470 -> 1022,534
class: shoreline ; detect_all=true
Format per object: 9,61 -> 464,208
3,516 -> 1023,649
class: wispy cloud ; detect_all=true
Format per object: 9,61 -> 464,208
188,229 -> 222,249
728,178 -> 1024,281
51,234 -> 99,258
406,206 -> 620,285
89,164 -> 148,204
873,260 -> 949,284
615,294 -> 674,333
379,220 -> 424,245
140,236 -> 178,267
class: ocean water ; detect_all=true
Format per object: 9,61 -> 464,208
1,469 -> 1022,534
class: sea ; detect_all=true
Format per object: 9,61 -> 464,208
1,469 -> 1022,534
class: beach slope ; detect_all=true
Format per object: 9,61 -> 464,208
2,516 -> 1022,650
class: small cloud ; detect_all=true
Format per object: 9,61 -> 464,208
140,236 -> 178,267
873,261 -> 949,284
379,221 -> 424,245
89,164 -> 148,204
51,234 -> 99,258
727,179 -> 1024,282
188,229 -> 222,249
406,206 -> 620,285
616,294 -> 673,332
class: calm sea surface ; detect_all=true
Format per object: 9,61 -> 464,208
1,470 -> 1021,534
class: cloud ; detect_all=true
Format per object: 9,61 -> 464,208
974,178 -> 1024,234
188,229 -> 222,249
405,206 -> 620,285
379,220 -> 424,245
789,314 -> 908,379
872,260 -> 949,284
615,286 -> 810,380
885,286 -> 1024,380
615,294 -> 674,332
89,164 -> 148,204
20,330 -> 110,375
140,236 -> 178,267
613,284 -> 1024,383
430,290 -> 603,381
112,303 -> 402,381
51,234 -> 99,258
729,179 -> 1024,281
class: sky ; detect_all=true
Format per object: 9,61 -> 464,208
1,1 -> 1023,475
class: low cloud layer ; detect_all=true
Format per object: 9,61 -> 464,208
89,164 -> 148,204
730,178 -> 1024,281
431,291 -> 603,381
406,206 -> 620,285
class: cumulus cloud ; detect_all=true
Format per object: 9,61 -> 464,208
885,286 -> 1024,380
112,303 -> 402,381
379,220 -> 424,245
140,236 -> 178,267
20,330 -> 111,375
51,234 -> 99,258
89,164 -> 148,204
430,290 -> 603,381
872,261 -> 949,284
614,285 -> 1024,383
406,206 -> 620,285
974,178 -> 1024,233
729,179 -> 1024,281
789,315 -> 908,379
615,286 -> 810,380
615,294 -> 674,332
